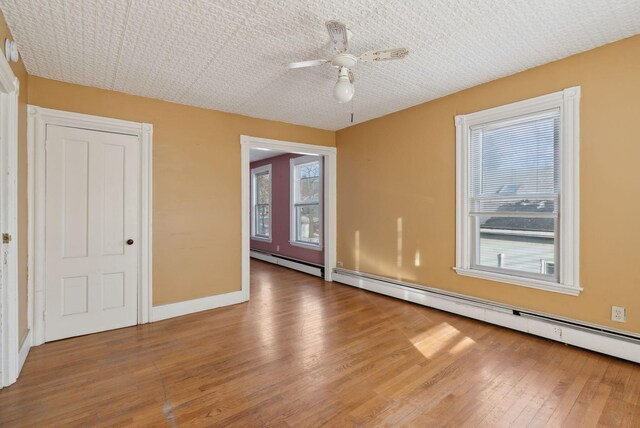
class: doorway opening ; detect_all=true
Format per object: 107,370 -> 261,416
240,136 -> 336,300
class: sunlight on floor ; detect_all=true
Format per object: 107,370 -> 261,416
449,336 -> 476,354
410,322 -> 476,359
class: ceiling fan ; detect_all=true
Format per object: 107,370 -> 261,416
285,20 -> 409,103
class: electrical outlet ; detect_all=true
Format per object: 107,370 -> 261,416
276,245 -> 280,252
611,306 -> 626,323
552,326 -> 563,340
336,261 -> 343,268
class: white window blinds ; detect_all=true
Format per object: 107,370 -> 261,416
455,86 -> 581,294
470,109 -> 560,208
469,109 -> 560,279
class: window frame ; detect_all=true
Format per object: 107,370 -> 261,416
250,164 -> 272,242
455,87 -> 581,296
290,155 -> 323,251
541,259 -> 555,276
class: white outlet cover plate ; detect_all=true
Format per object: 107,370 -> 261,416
611,306 -> 626,322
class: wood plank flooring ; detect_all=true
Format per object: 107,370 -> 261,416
1,260 -> 639,427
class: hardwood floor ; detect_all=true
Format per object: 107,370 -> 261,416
1,260 -> 639,427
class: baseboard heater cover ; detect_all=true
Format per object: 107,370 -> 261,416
250,250 -> 323,277
333,268 -> 640,364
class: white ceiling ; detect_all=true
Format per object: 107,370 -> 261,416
249,148 -> 289,162
2,1 -> 639,131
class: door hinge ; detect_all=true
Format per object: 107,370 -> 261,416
2,233 -> 11,244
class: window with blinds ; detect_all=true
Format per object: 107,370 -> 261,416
455,87 -> 581,294
469,110 -> 560,280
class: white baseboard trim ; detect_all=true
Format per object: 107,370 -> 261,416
18,330 -> 31,374
250,250 -> 323,277
333,269 -> 640,364
250,250 -> 279,264
151,290 -> 246,322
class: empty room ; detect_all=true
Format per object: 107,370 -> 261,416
0,1 -> 639,426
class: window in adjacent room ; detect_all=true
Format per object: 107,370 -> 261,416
455,87 -> 581,295
251,164 -> 272,241
290,155 -> 322,249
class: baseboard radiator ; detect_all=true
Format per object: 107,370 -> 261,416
333,268 -> 640,364
250,250 -> 323,277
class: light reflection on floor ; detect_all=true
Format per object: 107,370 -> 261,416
410,322 -> 477,359
251,265 -> 326,368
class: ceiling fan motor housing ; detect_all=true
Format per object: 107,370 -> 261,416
331,53 -> 358,68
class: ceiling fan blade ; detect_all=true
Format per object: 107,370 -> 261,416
326,20 -> 349,53
285,59 -> 328,69
359,47 -> 409,62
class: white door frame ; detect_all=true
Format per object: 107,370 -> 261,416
28,106 -> 153,346
0,54 -> 19,388
240,135 -> 337,300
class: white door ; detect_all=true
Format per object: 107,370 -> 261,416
45,125 -> 139,341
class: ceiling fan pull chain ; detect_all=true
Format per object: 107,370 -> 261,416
351,97 -> 354,123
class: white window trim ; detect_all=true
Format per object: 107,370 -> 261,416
250,164 -> 272,242
290,155 -> 323,251
541,259 -> 555,275
455,87 -> 582,296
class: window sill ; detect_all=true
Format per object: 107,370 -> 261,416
250,236 -> 272,243
289,241 -> 323,251
454,267 -> 582,296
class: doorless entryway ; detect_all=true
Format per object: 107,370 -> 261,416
240,135 -> 337,299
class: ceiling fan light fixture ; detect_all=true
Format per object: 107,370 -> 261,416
333,67 -> 354,103
284,20 -> 408,104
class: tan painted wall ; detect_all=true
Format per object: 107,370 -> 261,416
10,11 -> 639,336
0,11 -> 29,343
28,77 -> 335,305
336,35 -> 640,334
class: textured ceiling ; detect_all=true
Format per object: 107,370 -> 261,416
2,0 -> 639,130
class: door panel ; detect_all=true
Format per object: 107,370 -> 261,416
61,276 -> 88,316
62,139 -> 89,258
45,125 -> 139,341
102,144 -> 125,256
101,272 -> 125,310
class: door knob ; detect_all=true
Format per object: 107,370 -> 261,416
126,239 -> 134,245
